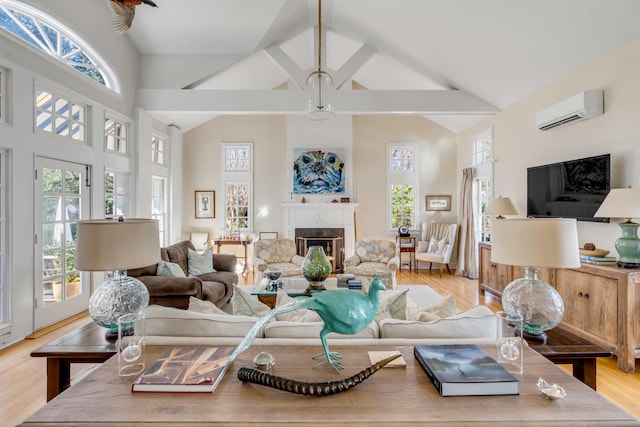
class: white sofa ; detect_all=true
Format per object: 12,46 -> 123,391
144,286 -> 498,348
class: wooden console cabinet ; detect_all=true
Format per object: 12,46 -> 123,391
478,242 -> 640,372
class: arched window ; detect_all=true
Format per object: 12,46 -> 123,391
0,0 -> 119,92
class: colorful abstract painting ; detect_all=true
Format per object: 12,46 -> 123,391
293,148 -> 346,194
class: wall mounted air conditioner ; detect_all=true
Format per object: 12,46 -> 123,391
535,90 -> 603,131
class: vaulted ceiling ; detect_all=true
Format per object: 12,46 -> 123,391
126,0 -> 640,133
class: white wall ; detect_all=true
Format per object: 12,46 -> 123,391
458,37 -> 640,252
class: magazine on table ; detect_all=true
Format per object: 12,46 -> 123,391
132,347 -> 234,393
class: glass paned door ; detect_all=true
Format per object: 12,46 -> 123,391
35,157 -> 90,329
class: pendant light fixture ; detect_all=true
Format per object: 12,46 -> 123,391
306,0 -> 335,120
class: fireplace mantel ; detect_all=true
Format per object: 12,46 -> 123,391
281,203 -> 359,257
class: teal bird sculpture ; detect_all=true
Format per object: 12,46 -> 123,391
229,274 -> 386,373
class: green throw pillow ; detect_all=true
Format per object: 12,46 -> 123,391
156,260 -> 186,277
187,247 -> 216,276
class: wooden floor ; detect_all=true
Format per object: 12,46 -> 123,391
2,269 -> 639,426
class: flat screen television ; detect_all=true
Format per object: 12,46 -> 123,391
527,154 -> 610,223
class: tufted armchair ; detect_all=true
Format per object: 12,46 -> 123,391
344,239 -> 399,289
252,238 -> 305,284
415,222 -> 458,277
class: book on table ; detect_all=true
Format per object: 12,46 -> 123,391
132,347 -> 234,393
414,344 -> 519,396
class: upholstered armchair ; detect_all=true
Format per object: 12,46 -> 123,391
415,223 -> 458,277
344,239 -> 399,289
252,238 -> 305,284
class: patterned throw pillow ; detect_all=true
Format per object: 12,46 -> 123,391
156,260 -> 186,277
187,247 -> 216,276
375,289 -> 410,321
408,293 -> 458,322
428,236 -> 438,252
435,238 -> 448,254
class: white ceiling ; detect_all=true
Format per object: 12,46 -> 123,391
125,0 -> 640,133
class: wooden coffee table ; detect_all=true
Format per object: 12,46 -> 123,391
525,327 -> 612,390
21,345 -> 637,426
30,322 -> 115,401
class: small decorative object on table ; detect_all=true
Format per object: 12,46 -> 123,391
348,279 -> 362,290
537,377 -> 566,400
263,267 -> 283,291
337,273 -> 355,288
301,245 -> 332,292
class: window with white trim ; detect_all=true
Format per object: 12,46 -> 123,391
0,0 -> 118,91
151,176 -> 166,245
387,144 -> 418,229
0,67 -> 5,123
473,128 -> 494,242
151,135 -> 165,165
35,87 -> 86,142
104,169 -> 129,219
0,150 -> 6,328
104,115 -> 128,154
222,143 -> 252,231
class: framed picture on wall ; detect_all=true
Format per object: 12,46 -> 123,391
195,191 -> 215,218
426,195 -> 451,211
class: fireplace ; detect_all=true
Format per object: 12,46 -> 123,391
295,228 -> 345,273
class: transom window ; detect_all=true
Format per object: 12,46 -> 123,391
387,144 -> 418,230
104,115 -> 128,154
35,87 -> 86,142
0,0 -> 118,91
151,135 -> 165,165
224,146 -> 250,172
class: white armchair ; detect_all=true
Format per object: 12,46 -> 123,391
344,239 -> 399,289
415,223 -> 458,277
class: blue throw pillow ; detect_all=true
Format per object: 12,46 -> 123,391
156,260 -> 186,277
187,247 -> 216,276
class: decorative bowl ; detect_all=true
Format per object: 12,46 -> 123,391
578,248 -> 610,257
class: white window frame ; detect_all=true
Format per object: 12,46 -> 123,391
151,176 -> 167,246
221,143 -> 253,232
0,149 -> 8,336
104,112 -> 129,155
387,143 -> 419,231
104,168 -> 129,219
472,128 -> 494,243
0,0 -> 119,91
35,86 -> 87,143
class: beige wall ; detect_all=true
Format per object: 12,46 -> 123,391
183,114 -> 458,246
353,115 -> 458,242
458,37 -> 640,252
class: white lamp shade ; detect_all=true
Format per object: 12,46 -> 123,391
491,218 -> 580,268
484,197 -> 518,216
75,219 -> 160,271
594,188 -> 640,219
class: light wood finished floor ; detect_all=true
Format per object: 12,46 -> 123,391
2,270 -> 639,426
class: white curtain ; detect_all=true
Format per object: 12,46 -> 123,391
456,168 -> 477,278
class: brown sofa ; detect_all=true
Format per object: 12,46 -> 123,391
128,240 -> 237,309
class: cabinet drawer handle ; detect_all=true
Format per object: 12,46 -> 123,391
578,292 -> 583,297
584,293 -> 589,300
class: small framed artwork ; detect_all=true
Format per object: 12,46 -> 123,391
340,197 -> 350,203
426,195 -> 452,211
195,191 -> 215,218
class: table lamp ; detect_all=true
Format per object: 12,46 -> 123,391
491,218 -> 580,341
594,187 -> 640,268
75,218 -> 160,340
484,196 -> 518,219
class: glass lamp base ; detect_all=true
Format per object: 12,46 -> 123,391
501,267 -> 564,337
88,271 -> 149,341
